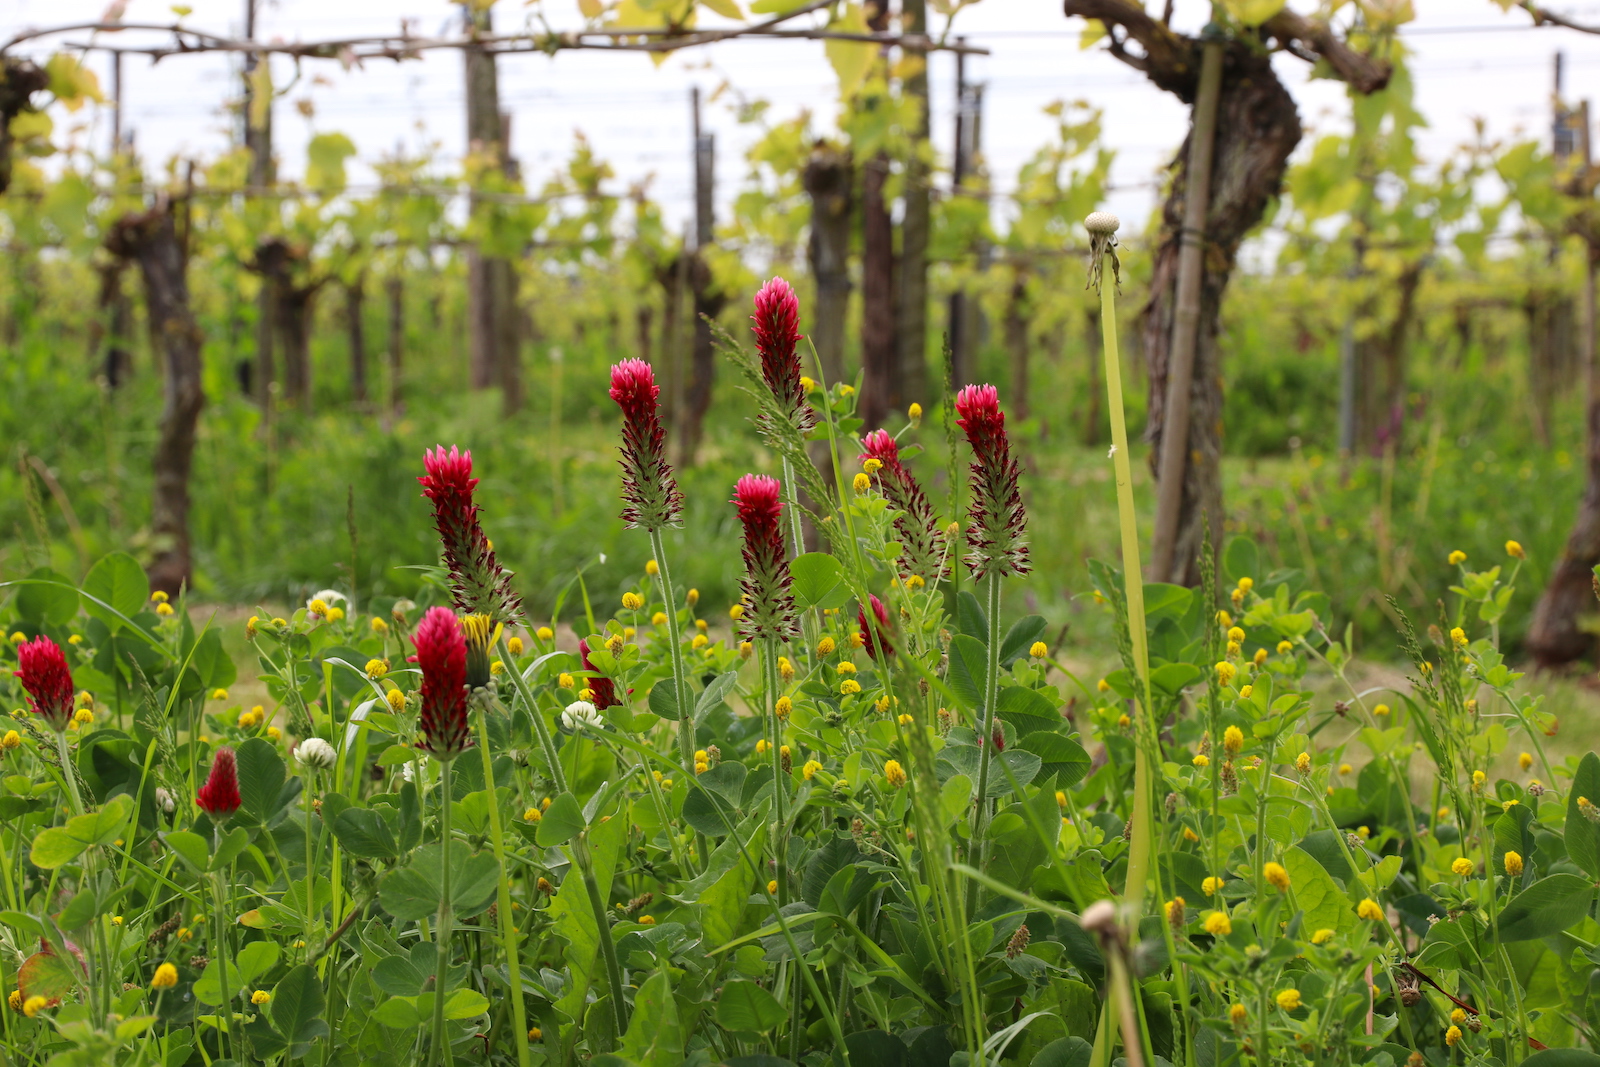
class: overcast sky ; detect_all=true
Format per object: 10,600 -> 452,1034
5,0 -> 1600,237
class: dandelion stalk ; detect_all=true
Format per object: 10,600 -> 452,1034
1087,211 -> 1157,914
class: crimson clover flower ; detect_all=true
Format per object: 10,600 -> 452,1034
860,429 -> 948,581
14,636 -> 74,733
752,277 -> 815,432
413,606 -> 472,761
609,359 -> 685,532
419,446 -> 523,624
858,594 -> 895,661
955,384 -> 1029,581
578,638 -> 620,710
733,475 -> 798,643
196,747 -> 242,820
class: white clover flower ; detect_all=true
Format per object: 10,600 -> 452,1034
155,787 -> 176,814
296,737 -> 337,771
562,700 -> 604,732
308,589 -> 348,611
400,762 -> 415,783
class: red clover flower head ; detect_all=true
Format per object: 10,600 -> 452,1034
14,636 -> 74,733
752,277 -> 815,432
733,474 -> 798,643
609,360 -> 685,532
413,606 -> 472,761
955,384 -> 1029,581
196,747 -> 242,820
860,429 -> 948,582
858,594 -> 894,660
419,446 -> 523,624
578,638 -> 620,710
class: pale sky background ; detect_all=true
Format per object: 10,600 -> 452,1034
4,0 -> 1599,239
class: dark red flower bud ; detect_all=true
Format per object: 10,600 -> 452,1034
955,385 -> 1029,581
609,360 -> 685,532
578,638 -> 620,710
858,594 -> 894,660
413,606 -> 472,761
752,277 -> 815,432
861,429 -> 948,581
733,475 -> 798,642
419,446 -> 523,624
196,747 -> 242,819
14,636 -> 74,733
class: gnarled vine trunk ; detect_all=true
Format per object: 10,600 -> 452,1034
1063,0 -> 1388,585
105,200 -> 204,595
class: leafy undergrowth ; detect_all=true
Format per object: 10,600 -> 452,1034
0,343 -> 1594,1067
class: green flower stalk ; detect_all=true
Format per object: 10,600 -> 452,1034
952,383 -> 1029,913
1086,210 -> 1157,914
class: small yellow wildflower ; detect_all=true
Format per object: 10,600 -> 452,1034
1356,898 -> 1384,922
523,807 -> 542,822
1373,703 -> 1390,717
1448,550 -> 1467,565
651,612 -> 667,626
694,760 -> 709,775
1203,911 -> 1231,936
1506,540 -> 1525,559
817,636 -> 836,656
252,990 -> 271,1005
1228,1003 -> 1247,1025
1450,627 -> 1467,648
1446,1026 -> 1462,1048
622,592 -> 644,611
836,662 -> 857,675
1504,851 -> 1523,877
898,713 -> 915,726
365,659 -> 388,679
728,604 -> 745,621
309,599 -> 329,617
326,607 -> 345,622
778,657 -> 795,681
74,708 -> 93,726
1117,714 -> 1131,728
800,376 -> 816,392
767,880 -> 779,894
1202,876 -> 1223,895
1030,641 -> 1049,659
1215,661 -> 1237,686
686,588 -> 699,607
802,760 -> 823,780
558,673 -> 575,689
1311,928 -> 1334,945
537,626 -> 555,641
1097,678 -> 1111,693
1183,827 -> 1200,842
1223,725 -> 1244,755
775,696 -> 792,719
22,995 -> 47,1017
1237,577 -> 1254,593
1264,862 -> 1290,891
68,634 -> 82,645
691,634 -> 709,650
1227,626 -> 1245,643
840,679 -> 862,695
646,559 -> 660,576
1451,1009 -> 1467,1025
1472,769 -> 1486,791
1519,751 -> 1533,771
528,1027 -> 543,1041
908,402 -> 923,422
1192,753 -> 1210,768
884,760 -> 907,788
385,690 -> 405,713
151,963 -> 179,989
1277,640 -> 1293,654
1216,610 -> 1232,627
1276,989 -> 1301,1012
111,915 -> 123,926
151,590 -> 170,604
370,617 -> 389,634
1339,763 -> 1352,775
155,603 -> 174,617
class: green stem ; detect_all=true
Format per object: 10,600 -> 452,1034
647,527 -> 697,775
1097,248 -> 1156,914
574,830 -> 629,1041
210,826 -> 233,1062
476,704 -> 531,1067
54,731 -> 84,816
763,640 -> 790,905
430,758 -> 455,1067
964,571 -> 1003,918
497,635 -> 567,795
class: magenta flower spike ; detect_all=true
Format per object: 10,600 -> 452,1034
858,594 -> 894,661
752,277 -> 816,432
954,384 -> 1030,581
419,446 -> 523,624
609,359 -> 685,532
860,429 -> 948,582
413,606 -> 473,761
733,474 -> 798,643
